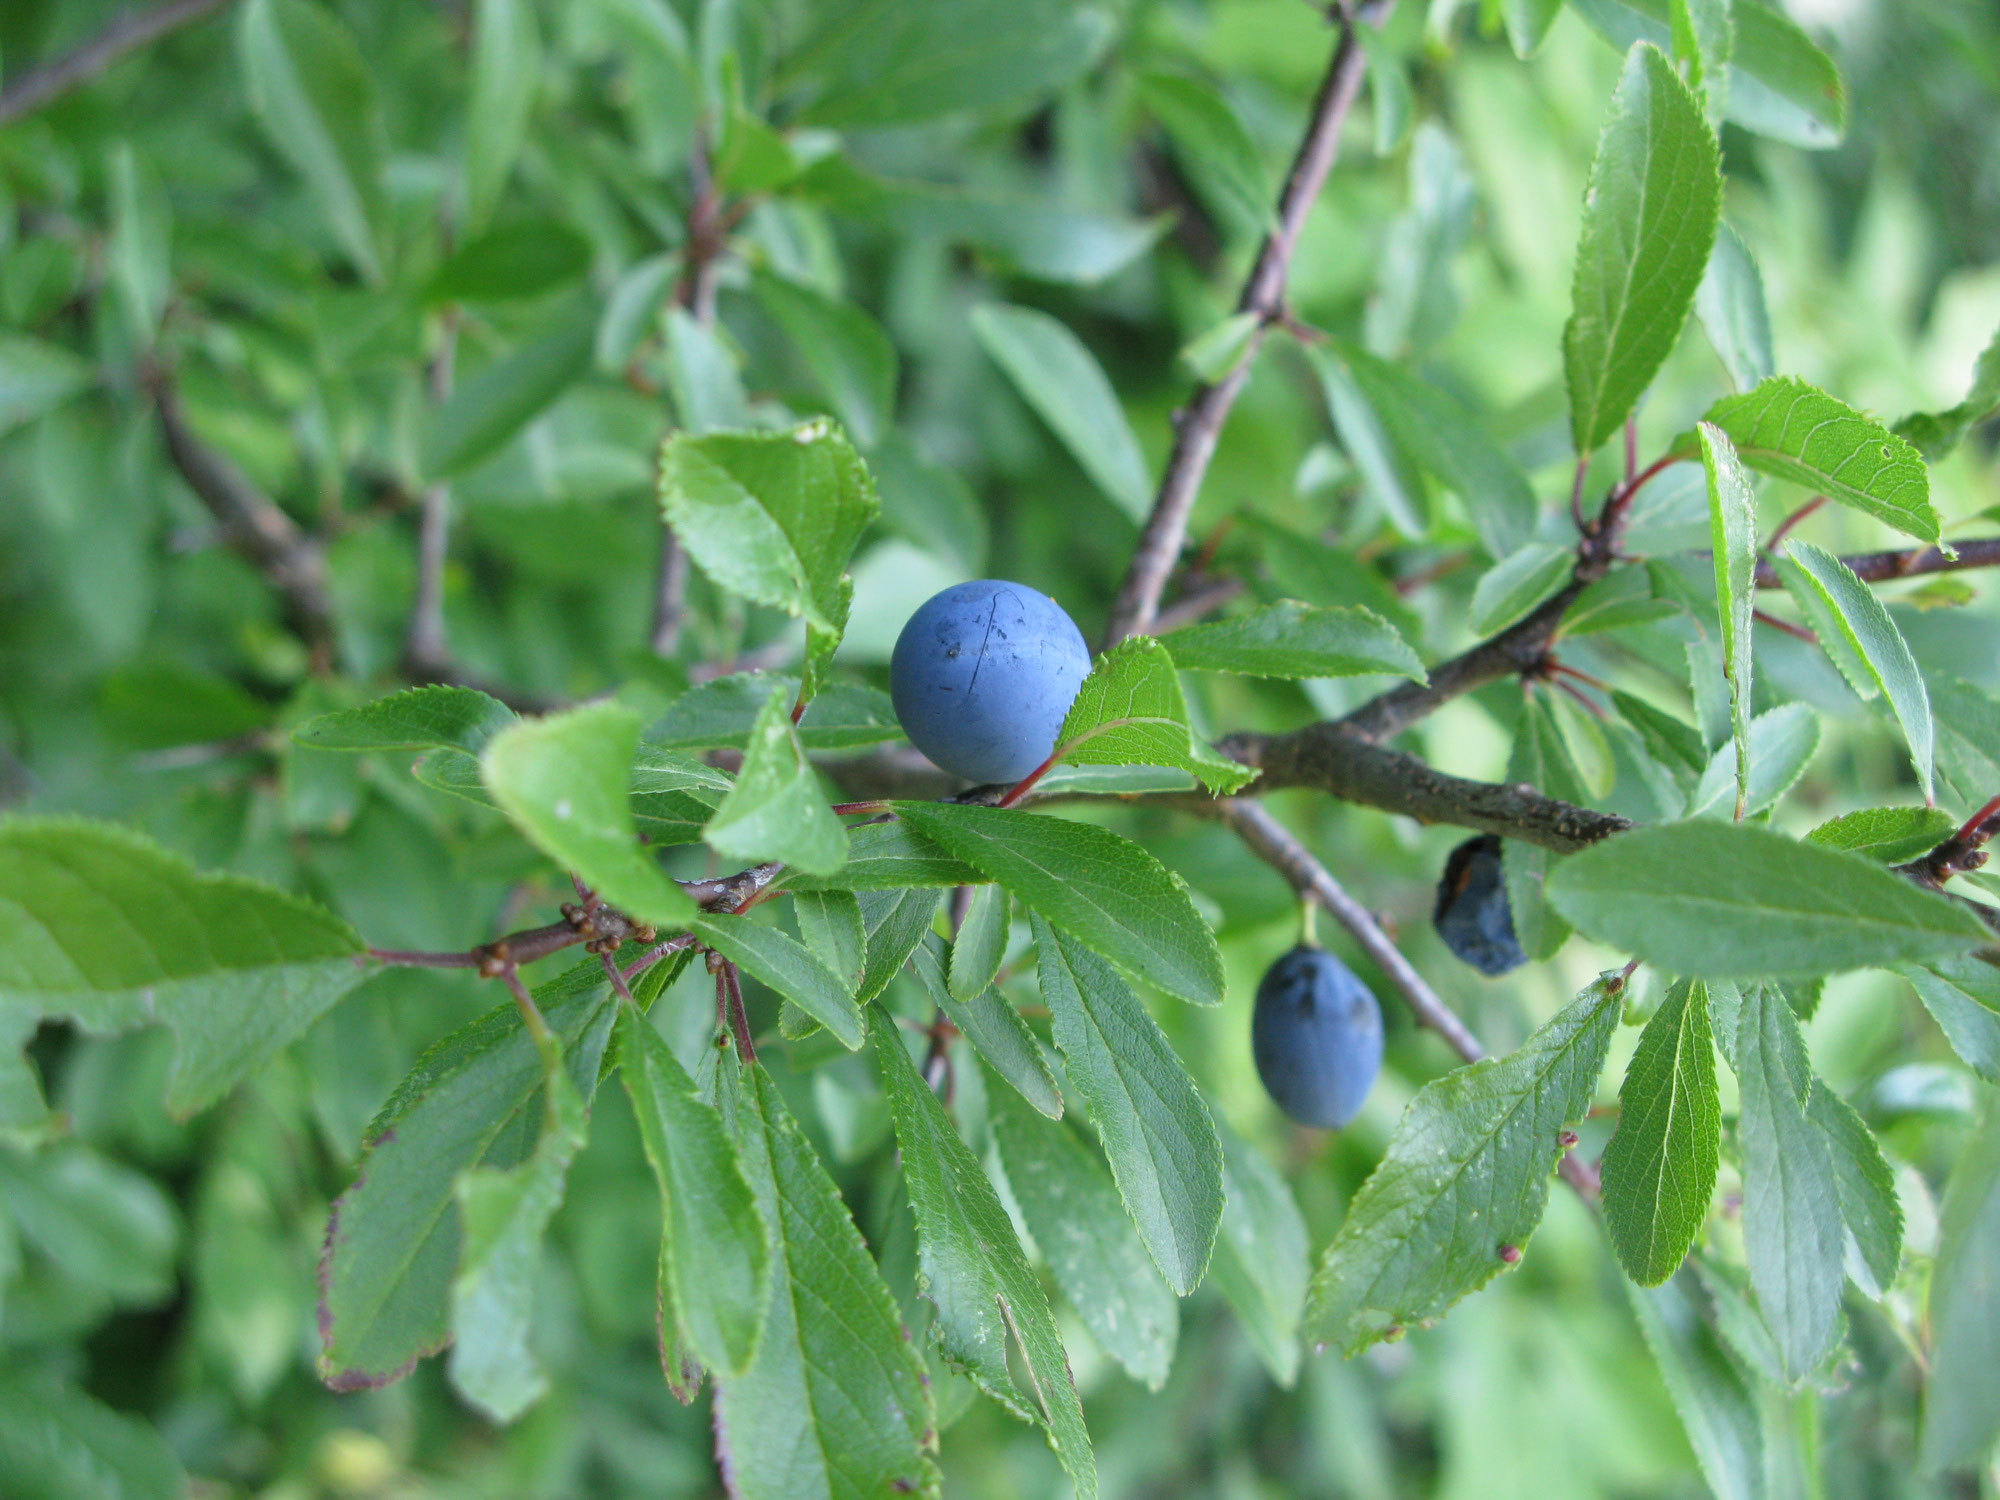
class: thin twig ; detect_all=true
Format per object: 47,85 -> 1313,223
1752,607 -> 1816,644
148,367 -> 335,661
1214,799 -> 1598,1199
1152,575 -> 1248,634
406,313 -> 459,674
651,130 -> 727,659
0,0 -> 234,126
1753,537 -> 2000,588
1102,0 -> 1392,647
651,530 -> 691,657
1764,495 -> 1827,555
1215,729 -> 1629,851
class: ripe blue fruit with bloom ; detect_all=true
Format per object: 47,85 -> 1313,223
1252,945 -> 1383,1128
889,579 -> 1093,785
1433,834 -> 1527,976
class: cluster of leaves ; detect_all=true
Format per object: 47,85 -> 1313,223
5,0 -> 2000,1497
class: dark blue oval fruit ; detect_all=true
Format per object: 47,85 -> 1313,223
1252,945 -> 1383,1128
889,579 -> 1092,785
1433,834 -> 1527,976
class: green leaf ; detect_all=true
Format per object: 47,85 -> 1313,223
1614,690 -> 1708,774
596,253 -> 678,373
1628,1276 -> 1763,1500
1777,541 -> 1934,802
1602,979 -> 1720,1286
1319,339 -> 1540,558
1697,420 -> 1756,817
1304,975 -> 1622,1356
1312,346 -> 1430,537
1545,822 -> 1986,978
1895,325 -> 2000,461
1692,376 -> 1940,544
463,0 -> 541,231
1687,701 -> 1820,821
897,804 -> 1224,1008
427,219 -> 587,305
0,1144 -> 178,1304
971,303 -> 1152,522
1164,600 -> 1424,681
1696,222 -> 1774,392
293,684 -> 517,757
870,432 -> 989,575
791,0 -> 1111,128
0,1374 -> 186,1500
238,0 -> 382,280
421,293 -> 597,480
695,915 -> 864,1050
662,306 -> 750,433
700,688 -> 846,876
780,820 -> 982,893
989,1084 -> 1179,1390
752,271 -> 899,448
1934,677 -> 2000,811
1031,918 -> 1222,1295
1206,1119 -> 1311,1387
617,1007 -> 769,1374
0,817 -> 364,1116
1805,1083 -> 1902,1298
1901,958 -> 2000,1083
0,335 -> 91,432
107,143 -> 170,346
1564,42 -> 1721,453
796,155 -> 1165,286
1670,0 -> 1734,103
1570,0 -> 1847,148
711,1057 -> 940,1499
1052,637 -> 1254,795
1137,71 -> 1269,230
910,937 -> 1062,1119
1804,805 -> 1956,863
318,964 -> 618,1387
415,742 -> 728,846
650,676 -> 901,753
1504,699 -> 1589,961
1734,981 -> 1844,1381
793,889 -> 866,989
872,1013 -> 1096,1498
857,887 -> 945,1004
481,703 -> 696,928
1562,567 -> 1681,638
1919,1096 -> 2000,1471
658,421 -> 880,699
1178,311 -> 1261,383
448,1035 -> 586,1422
949,883 -> 1008,1002
1469,542 -> 1575,636
1503,0 -> 1565,56
1365,122 -> 1476,357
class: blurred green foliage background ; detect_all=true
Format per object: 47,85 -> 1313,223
2,0 -> 1998,1495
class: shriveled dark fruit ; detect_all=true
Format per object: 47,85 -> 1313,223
1433,833 -> 1527,976
1251,945 -> 1383,1129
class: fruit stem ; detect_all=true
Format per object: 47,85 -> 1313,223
997,752 -> 1060,809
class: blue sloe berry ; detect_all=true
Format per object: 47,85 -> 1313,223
889,579 -> 1092,785
1433,834 -> 1527,976
1252,945 -> 1383,1129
